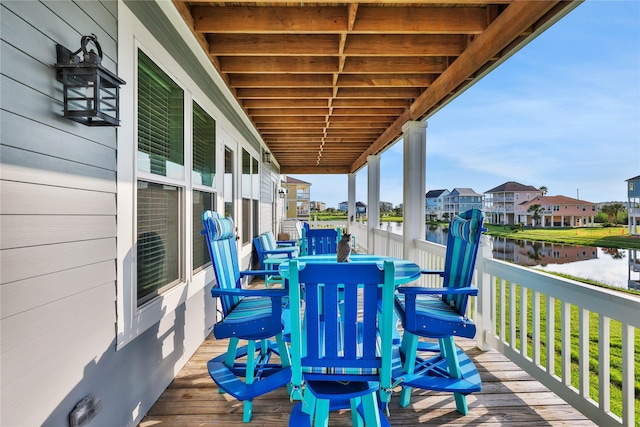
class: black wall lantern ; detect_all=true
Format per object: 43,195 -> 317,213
263,151 -> 273,164
55,34 -> 125,126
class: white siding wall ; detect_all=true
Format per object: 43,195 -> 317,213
1,1 -> 271,426
1,1 -> 127,425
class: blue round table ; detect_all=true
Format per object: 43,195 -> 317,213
278,253 -> 421,285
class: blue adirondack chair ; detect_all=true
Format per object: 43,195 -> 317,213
201,211 -> 291,422
265,230 -> 300,250
288,260 -> 396,427
300,227 -> 338,256
263,231 -> 300,256
253,233 -> 297,287
393,208 -> 486,415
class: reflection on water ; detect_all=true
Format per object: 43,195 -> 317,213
377,221 -> 639,290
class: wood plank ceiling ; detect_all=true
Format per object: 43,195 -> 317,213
173,1 -> 578,174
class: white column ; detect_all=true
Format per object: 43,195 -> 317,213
402,121 -> 427,263
347,173 -> 356,224
367,155 -> 381,254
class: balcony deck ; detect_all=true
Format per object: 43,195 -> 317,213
140,334 -> 595,426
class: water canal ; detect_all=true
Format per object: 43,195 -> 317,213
379,222 -> 640,291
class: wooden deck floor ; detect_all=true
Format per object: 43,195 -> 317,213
140,334 -> 595,426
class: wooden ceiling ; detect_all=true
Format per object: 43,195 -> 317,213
173,1 -> 578,174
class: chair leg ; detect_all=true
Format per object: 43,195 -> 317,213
225,337 -> 240,367
349,398 -> 363,427
399,332 -> 419,407
314,398 -> 330,427
440,336 -> 469,415
242,340 -> 256,422
361,393 -> 382,426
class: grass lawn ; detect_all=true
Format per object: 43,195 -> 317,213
495,282 -> 640,422
484,224 -> 640,250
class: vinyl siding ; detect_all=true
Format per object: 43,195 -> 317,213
0,1 -> 122,425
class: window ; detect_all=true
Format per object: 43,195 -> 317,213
193,191 -> 215,271
192,101 -> 216,272
136,50 -> 184,306
241,149 -> 259,245
224,147 -> 234,220
137,182 -> 182,305
630,182 -> 635,191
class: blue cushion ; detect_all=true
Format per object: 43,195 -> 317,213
213,217 -> 235,240
449,216 -> 479,244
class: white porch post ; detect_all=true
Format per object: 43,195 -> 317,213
347,173 -> 356,224
367,155 -> 381,254
402,121 -> 427,263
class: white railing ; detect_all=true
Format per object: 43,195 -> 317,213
355,227 -> 639,427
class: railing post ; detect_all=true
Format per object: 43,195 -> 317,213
475,234 -> 493,351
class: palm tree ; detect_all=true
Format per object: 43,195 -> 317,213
528,204 -> 545,226
604,203 -> 626,224
539,186 -> 548,196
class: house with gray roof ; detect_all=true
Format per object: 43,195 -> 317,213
484,181 -> 542,225
443,188 -> 483,218
426,189 -> 449,220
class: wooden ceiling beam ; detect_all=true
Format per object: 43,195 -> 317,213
329,115 -> 396,123
336,87 -> 422,98
219,56 -> 339,73
236,88 -> 333,98
249,108 -> 330,116
343,57 -> 447,74
331,107 -> 405,116
352,6 -> 487,34
337,73 -> 435,87
344,34 -> 466,56
193,6 -> 488,34
229,74 -> 334,87
231,73 -> 436,88
208,34 -> 339,56
331,98 -> 410,108
242,99 -> 329,108
193,6 -> 348,33
280,166 -> 352,174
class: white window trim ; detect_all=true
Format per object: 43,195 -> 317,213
116,5 -> 231,349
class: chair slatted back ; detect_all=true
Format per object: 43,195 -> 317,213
289,261 -> 395,384
442,208 -> 485,314
202,211 -> 242,315
301,228 -> 338,256
263,231 -> 278,251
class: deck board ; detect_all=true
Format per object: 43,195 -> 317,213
140,277 -> 594,426
140,332 -> 595,426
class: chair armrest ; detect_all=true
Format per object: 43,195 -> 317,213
211,286 -> 288,298
240,269 -> 279,278
261,248 -> 296,258
276,240 -> 298,246
397,286 -> 478,296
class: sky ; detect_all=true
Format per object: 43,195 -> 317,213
289,0 -> 640,209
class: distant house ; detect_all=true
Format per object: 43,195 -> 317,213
338,201 -> 367,216
426,189 -> 449,220
627,175 -> 640,235
285,176 -> 311,220
443,188 -> 483,218
310,201 -> 326,212
380,201 -> 394,212
485,181 -> 542,225
518,195 -> 596,227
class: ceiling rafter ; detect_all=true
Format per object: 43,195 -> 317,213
173,1 -> 577,174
